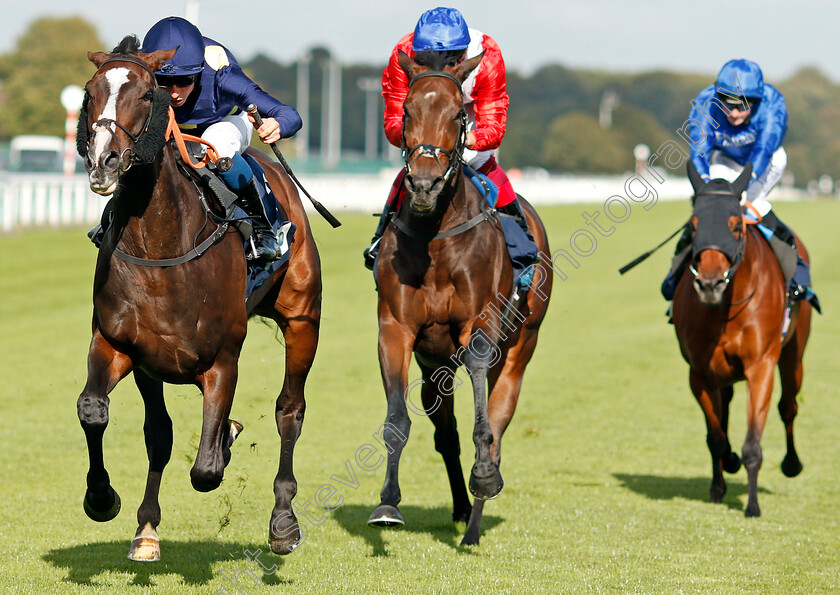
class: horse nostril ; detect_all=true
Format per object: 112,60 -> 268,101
100,151 -> 120,172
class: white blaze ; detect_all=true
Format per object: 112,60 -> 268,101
90,68 -> 130,163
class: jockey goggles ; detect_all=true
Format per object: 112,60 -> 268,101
717,92 -> 759,112
155,73 -> 198,88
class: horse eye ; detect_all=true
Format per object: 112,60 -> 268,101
143,90 -> 154,102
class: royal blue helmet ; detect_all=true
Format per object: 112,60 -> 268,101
412,7 -> 471,52
142,16 -> 205,76
715,59 -> 764,99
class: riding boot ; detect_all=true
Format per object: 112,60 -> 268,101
87,199 -> 115,248
661,226 -> 693,301
363,202 -> 397,270
236,178 -> 280,261
761,210 -> 820,312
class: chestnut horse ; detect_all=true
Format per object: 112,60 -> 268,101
77,39 -> 320,560
673,162 -> 812,517
368,51 -> 552,546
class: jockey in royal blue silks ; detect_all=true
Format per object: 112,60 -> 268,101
142,16 -> 302,261
662,59 -> 820,313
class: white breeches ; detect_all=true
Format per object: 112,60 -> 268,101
200,110 -> 254,159
708,146 -> 787,217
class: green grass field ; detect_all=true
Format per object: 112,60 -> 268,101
1,197 -> 839,594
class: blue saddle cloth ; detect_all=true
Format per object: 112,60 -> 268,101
464,167 -> 538,289
238,152 -> 295,298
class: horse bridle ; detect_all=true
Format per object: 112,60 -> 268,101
86,56 -> 161,172
401,71 -> 468,186
687,190 -> 752,298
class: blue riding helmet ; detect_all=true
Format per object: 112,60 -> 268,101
412,7 -> 471,51
715,59 -> 764,99
142,16 -> 205,76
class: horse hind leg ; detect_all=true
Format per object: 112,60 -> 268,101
78,333 -> 132,522
269,316 -> 318,555
417,361 -> 472,526
778,322 -> 808,478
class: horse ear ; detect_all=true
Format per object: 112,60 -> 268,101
398,50 -> 421,79
733,162 -> 753,195
686,160 -> 704,194
453,51 -> 484,83
143,49 -> 178,73
88,51 -> 111,68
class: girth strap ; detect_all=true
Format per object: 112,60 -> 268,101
391,209 -> 493,241
107,222 -> 229,268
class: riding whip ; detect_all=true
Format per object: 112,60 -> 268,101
618,221 -> 689,275
247,104 -> 342,228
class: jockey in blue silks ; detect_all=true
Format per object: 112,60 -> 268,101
662,59 -> 820,313
142,16 -> 302,260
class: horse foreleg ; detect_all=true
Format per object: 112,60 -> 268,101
127,369 -> 171,562
418,362 -> 471,525
191,356 -> 239,492
368,320 -> 414,528
269,317 -> 317,555
78,331 -> 132,522
689,370 -> 735,503
462,331 -> 504,502
743,359 -> 776,517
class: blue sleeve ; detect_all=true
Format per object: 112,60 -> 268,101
748,88 -> 787,181
688,89 -> 716,180
216,54 -> 302,139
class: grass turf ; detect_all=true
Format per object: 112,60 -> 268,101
0,197 -> 838,594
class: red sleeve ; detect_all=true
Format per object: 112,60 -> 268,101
470,35 -> 510,152
382,34 -> 414,148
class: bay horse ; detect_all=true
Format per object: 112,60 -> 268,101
672,161 -> 812,517
368,50 -> 553,546
77,38 -> 320,560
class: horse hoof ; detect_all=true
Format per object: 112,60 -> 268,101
724,452 -> 742,474
781,454 -> 803,478
469,470 -> 504,500
461,535 -> 479,545
269,535 -> 300,556
269,510 -> 302,555
190,468 -> 223,492
745,504 -> 761,518
83,488 -> 121,522
368,504 -> 404,527
128,535 -> 161,562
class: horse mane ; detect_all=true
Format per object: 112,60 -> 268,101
112,35 -> 141,55
414,49 -> 465,71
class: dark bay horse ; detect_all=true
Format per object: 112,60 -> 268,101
368,50 -> 553,546
78,40 -> 320,560
673,162 -> 812,517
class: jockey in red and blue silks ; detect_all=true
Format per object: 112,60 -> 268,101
142,16 -> 302,261
363,7 -> 536,273
662,59 -> 820,313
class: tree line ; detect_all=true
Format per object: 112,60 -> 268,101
2,17 -> 839,187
